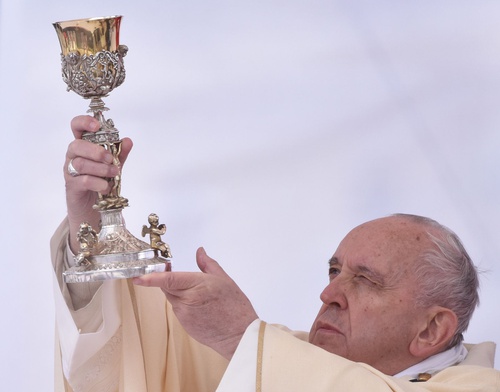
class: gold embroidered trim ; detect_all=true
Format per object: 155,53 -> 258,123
417,372 -> 432,381
256,321 -> 267,392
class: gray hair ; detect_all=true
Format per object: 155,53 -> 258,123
393,214 -> 480,348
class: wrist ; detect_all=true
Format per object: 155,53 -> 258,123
217,316 -> 259,360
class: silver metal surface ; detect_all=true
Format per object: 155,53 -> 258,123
63,257 -> 168,283
58,48 -> 127,99
64,209 -> 171,283
67,158 -> 79,177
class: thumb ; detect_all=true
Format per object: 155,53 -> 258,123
118,137 -> 133,167
196,247 -> 229,277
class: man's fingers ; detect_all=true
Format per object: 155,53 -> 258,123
132,248 -> 230,289
70,115 -> 100,139
118,137 -> 133,167
65,137 -> 133,180
133,271 -> 170,288
133,271 -> 203,293
67,139 -> 114,164
64,156 -> 117,180
68,175 -> 115,194
196,247 -> 230,277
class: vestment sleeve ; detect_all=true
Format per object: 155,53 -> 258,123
51,218 -> 229,392
215,319 -> 261,391
51,219 -> 122,390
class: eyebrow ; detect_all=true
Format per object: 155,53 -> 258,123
328,257 -> 387,285
328,257 -> 341,268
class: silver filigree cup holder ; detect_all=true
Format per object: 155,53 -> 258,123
54,16 -> 171,283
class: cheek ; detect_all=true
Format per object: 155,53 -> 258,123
349,295 -> 400,333
353,303 -> 416,345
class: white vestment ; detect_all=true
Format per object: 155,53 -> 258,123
218,320 -> 499,391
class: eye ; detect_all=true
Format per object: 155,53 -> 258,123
328,267 -> 341,280
354,274 -> 376,286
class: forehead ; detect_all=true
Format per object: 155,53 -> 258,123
333,217 -> 431,276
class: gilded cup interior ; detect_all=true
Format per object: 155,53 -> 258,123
53,15 -> 122,56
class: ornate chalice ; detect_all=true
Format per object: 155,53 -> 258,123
53,16 -> 171,283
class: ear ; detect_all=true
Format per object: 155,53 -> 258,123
409,306 -> 458,359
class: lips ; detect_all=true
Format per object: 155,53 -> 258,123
314,320 -> 343,335
310,319 -> 345,353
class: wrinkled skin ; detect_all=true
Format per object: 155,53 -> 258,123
134,248 -> 258,359
309,217 -> 457,375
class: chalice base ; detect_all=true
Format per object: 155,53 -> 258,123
63,209 -> 171,283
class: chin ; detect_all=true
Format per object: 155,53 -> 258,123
309,337 -> 345,357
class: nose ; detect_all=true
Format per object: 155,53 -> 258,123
319,277 -> 348,309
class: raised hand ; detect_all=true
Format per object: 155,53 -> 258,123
133,247 -> 259,359
64,115 -> 133,252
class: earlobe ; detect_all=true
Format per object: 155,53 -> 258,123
409,307 -> 458,359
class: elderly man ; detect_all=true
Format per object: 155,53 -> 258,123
52,116 -> 499,391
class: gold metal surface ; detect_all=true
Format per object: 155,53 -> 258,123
53,16 -> 127,100
142,214 -> 173,259
53,16 -> 122,56
75,222 -> 98,266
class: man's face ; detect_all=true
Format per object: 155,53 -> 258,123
309,217 -> 430,375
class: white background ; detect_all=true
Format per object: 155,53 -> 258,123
0,1 -> 499,390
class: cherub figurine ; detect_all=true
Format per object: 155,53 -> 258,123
142,213 -> 172,259
93,141 -> 129,210
74,222 -> 98,266
108,142 -> 122,198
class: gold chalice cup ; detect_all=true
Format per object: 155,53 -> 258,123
53,15 -> 127,139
